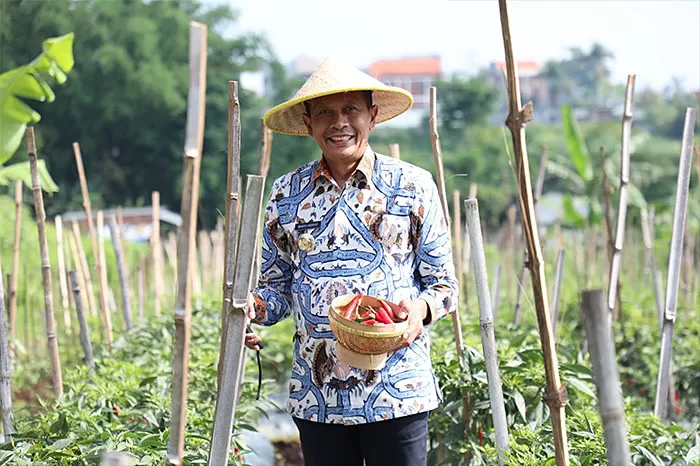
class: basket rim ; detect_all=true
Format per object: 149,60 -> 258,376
329,294 -> 409,338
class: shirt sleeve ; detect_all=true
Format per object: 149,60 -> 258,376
413,177 -> 459,325
250,181 -> 295,326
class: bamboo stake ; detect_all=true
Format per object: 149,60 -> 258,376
491,264 -> 502,320
217,81 -> 242,389
96,211 -> 113,351
72,142 -> 103,314
641,209 -> 665,330
465,198 -> 509,464
70,222 -> 98,319
463,183 -> 478,279
26,128 -> 63,399
209,175 -> 266,466
257,119 -> 272,178
389,143 -> 401,160
108,215 -> 133,330
497,1 -> 569,462
198,231 -> 212,289
514,147 -> 547,324
0,260 -> 14,439
138,256 -> 145,321
67,231 -> 89,322
580,289 -> 631,464
550,248 -> 566,338
116,206 -> 127,262
607,75 -> 636,318
8,180 -> 22,354
166,21 -> 208,466
429,86 -> 465,355
166,231 -> 178,290
151,191 -> 163,318
654,108 -> 696,419
69,271 -> 95,372
55,215 -> 70,313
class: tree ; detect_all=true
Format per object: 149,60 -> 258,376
0,0 -> 272,229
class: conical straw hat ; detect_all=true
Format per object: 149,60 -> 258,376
263,56 -> 414,136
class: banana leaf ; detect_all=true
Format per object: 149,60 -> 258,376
0,160 -> 59,193
561,104 -> 594,183
0,32 -> 75,164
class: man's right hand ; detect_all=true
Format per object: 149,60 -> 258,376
245,293 -> 262,351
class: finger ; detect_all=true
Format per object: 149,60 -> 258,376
245,334 -> 261,351
396,299 -> 411,320
247,295 -> 256,319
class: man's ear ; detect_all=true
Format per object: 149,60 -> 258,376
369,104 -> 379,131
302,113 -> 312,135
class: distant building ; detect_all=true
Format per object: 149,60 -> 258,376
57,206 -> 182,243
367,56 -> 442,127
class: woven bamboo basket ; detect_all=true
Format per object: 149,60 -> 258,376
329,294 -> 408,356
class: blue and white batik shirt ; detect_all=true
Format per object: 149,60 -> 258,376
251,145 -> 459,425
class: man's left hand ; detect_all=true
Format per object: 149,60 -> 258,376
392,299 -> 428,347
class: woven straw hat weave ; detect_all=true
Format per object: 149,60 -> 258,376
263,56 -> 414,136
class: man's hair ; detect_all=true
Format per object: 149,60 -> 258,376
303,90 -> 373,116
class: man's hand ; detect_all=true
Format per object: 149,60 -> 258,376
245,293 -> 262,351
392,298 -> 429,347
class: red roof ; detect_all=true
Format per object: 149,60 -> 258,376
493,61 -> 541,73
368,56 -> 441,77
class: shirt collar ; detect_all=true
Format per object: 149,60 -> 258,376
311,145 -> 376,185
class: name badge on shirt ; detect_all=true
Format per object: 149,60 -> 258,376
295,221 -> 320,252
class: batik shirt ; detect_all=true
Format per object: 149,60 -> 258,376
250,145 -> 458,425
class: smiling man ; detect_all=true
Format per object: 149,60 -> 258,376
244,57 -> 458,466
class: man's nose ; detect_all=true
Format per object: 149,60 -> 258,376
331,111 -> 348,129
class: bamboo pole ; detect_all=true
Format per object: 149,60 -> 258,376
166,21 -> 208,465
497,1 -> 569,463
198,231 -> 212,289
463,183 -> 478,281
0,260 -> 14,439
165,231 -> 178,293
217,81 -> 242,389
67,231 -> 89,323
208,175 -> 266,466
108,215 -> 133,330
514,147 -> 547,324
389,143 -> 401,160
55,215 -> 70,313
138,256 -> 145,321
550,248 -> 566,338
69,271 -> 95,372
257,119 -> 272,178
641,209 -> 665,329
72,142 -> 104,315
8,180 -> 22,354
96,211 -> 113,350
654,108 -> 696,419
607,75 -> 636,318
491,264 -> 502,320
465,198 -> 509,464
27,128 -> 63,399
581,290 -> 631,464
116,206 -> 127,261
151,191 -> 163,318
429,86 -> 465,355
71,221 -> 98,318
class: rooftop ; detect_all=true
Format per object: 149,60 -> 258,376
368,56 -> 441,78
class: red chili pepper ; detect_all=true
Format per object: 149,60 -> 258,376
362,319 -> 377,326
112,406 -> 120,416
379,300 -> 396,323
478,427 -> 483,446
375,304 -> 393,325
342,294 -> 363,319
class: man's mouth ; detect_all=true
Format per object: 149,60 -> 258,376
327,134 -> 354,143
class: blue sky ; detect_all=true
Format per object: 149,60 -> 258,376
211,0 -> 700,92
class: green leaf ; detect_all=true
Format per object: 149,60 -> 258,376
513,391 -> 527,422
562,194 -> 586,229
0,32 -> 75,164
686,445 -> 700,464
565,376 -> 597,399
636,445 -> 663,466
0,160 -> 60,193
561,104 -> 593,182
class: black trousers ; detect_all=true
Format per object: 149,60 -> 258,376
292,412 -> 429,466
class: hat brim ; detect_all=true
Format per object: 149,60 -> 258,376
263,86 -> 414,136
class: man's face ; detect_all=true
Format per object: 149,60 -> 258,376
302,91 -> 378,165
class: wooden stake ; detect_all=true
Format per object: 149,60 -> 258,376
8,180 -> 22,354
0,260 -> 14,439
166,21 -> 208,466
389,143 -> 401,160
217,81 -> 242,389
607,75 -> 636,318
68,271 -> 95,373
641,208 -> 665,330
497,1 -> 569,463
70,221 -> 98,318
108,215 -> 133,330
209,176 -> 266,466
654,108 -> 696,419
138,256 -> 145,322
550,248 -> 566,338
54,215 -> 72,333
151,191 -> 163,318
26,127 -> 63,399
465,198 -> 510,464
96,211 -> 113,350
257,119 -> 273,179
580,290 -> 631,465
116,206 -> 127,262
429,86 -> 465,355
67,230 -> 89,322
198,231 -> 212,289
